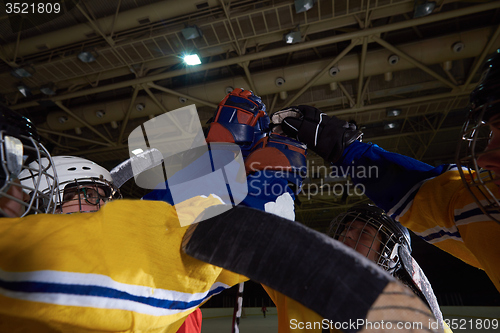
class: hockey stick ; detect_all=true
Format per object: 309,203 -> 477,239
110,148 -> 164,188
231,282 -> 244,333
397,245 -> 444,328
183,206 -> 441,333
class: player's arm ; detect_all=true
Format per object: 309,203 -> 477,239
280,105 -> 448,213
338,140 -> 449,214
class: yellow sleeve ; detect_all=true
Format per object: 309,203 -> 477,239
399,170 -> 500,292
399,171 -> 483,268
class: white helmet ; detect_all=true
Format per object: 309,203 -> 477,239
21,156 -> 121,213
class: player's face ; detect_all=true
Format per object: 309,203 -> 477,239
57,185 -> 107,213
0,179 -> 30,217
476,114 -> 500,185
340,220 -> 382,261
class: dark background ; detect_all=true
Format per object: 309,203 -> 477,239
410,233 -> 499,306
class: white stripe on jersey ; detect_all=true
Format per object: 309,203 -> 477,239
0,269 -> 230,316
454,201 -> 500,226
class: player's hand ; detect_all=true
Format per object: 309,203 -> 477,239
206,88 -> 270,156
280,105 -> 362,163
244,133 -> 307,194
221,88 -> 266,115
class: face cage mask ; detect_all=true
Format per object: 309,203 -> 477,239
56,178 -> 121,214
0,132 -> 58,217
328,211 -> 406,275
456,103 -> 500,223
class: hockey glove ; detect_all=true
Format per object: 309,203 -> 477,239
280,105 -> 362,163
206,88 -> 270,157
245,133 -> 307,194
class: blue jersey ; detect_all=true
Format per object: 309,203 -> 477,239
142,148 -> 297,219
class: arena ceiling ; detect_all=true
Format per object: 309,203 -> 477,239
1,0 -> 500,229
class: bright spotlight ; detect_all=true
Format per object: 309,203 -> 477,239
183,54 -> 201,66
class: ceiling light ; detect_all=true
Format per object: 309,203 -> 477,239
135,103 -> 145,112
77,50 -> 97,63
386,109 -> 401,117
384,122 -> 399,130
181,26 -> 202,40
329,67 -> 340,77
413,0 -> 436,18
40,83 -> 57,96
183,54 -> 201,66
388,54 -> 399,65
294,0 -> 316,13
11,67 -> 34,79
452,42 -> 465,53
17,84 -> 32,97
95,110 -> 106,118
284,31 -> 301,44
275,77 -> 285,87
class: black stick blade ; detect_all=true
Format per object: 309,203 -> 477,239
183,205 -> 393,333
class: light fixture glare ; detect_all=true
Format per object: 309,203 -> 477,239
413,0 -> 436,18
40,83 -> 57,96
386,109 -> 401,117
284,31 -> 302,44
17,84 -> 31,97
11,67 -> 33,79
78,51 -> 97,63
294,0 -> 316,13
183,54 -> 201,66
384,122 -> 399,130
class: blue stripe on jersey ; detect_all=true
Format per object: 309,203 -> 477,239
454,207 -> 500,225
0,270 -> 232,315
420,229 -> 462,242
455,206 -> 485,222
0,279 -> 226,311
